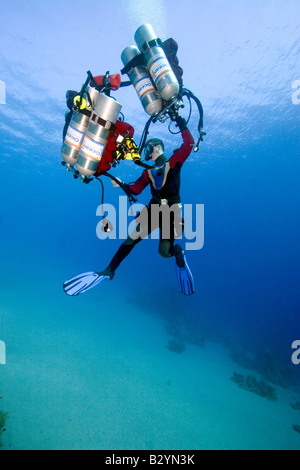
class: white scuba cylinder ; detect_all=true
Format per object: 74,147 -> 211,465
121,45 -> 163,116
61,86 -> 100,166
76,93 -> 122,177
134,24 -> 180,102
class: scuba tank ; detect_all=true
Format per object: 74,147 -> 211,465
121,45 -> 163,116
134,24 -> 180,102
76,93 -> 122,177
61,86 -> 100,166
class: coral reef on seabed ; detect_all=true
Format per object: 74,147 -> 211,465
231,371 -> 277,402
167,339 -> 186,354
165,319 -> 206,354
290,402 -> 300,411
290,401 -> 300,435
0,410 -> 8,447
293,425 -> 300,434
229,346 -> 298,389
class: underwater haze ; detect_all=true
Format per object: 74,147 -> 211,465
0,0 -> 300,450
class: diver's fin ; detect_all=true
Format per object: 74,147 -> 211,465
174,246 -> 195,296
63,271 -> 110,296
176,259 -> 195,295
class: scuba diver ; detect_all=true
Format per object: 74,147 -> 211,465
63,112 -> 196,296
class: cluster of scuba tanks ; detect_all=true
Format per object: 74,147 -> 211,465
61,24 -> 206,192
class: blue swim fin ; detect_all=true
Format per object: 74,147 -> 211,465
174,246 -> 195,296
63,271 -> 110,296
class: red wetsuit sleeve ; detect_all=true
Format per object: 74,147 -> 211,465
127,169 -> 150,195
169,128 -> 195,168
126,127 -> 194,194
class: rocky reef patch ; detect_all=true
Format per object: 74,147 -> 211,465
231,371 -> 277,402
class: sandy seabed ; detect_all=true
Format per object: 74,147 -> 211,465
0,265 -> 300,451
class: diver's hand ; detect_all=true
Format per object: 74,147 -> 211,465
111,177 -> 122,188
175,115 -> 187,131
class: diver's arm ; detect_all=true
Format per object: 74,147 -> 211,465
127,170 -> 150,195
169,117 -> 194,168
112,170 -> 150,195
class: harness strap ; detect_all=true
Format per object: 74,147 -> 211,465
79,108 -> 115,132
142,37 -> 164,53
121,54 -> 146,75
90,112 -> 116,131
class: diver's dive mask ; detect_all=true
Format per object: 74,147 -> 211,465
144,143 -> 154,161
144,138 -> 164,161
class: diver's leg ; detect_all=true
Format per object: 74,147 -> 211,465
103,205 -> 150,276
64,209 -> 148,296
158,203 -> 182,259
106,236 -> 140,274
158,240 -> 173,258
64,235 -> 141,296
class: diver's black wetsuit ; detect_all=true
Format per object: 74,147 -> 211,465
107,117 -> 194,276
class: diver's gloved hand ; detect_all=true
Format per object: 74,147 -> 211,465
168,106 -> 187,131
175,115 -> 187,131
111,177 -> 123,188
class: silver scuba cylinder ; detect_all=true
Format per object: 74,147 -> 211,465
76,93 -> 122,177
61,86 -> 100,166
121,45 -> 163,116
134,24 -> 180,102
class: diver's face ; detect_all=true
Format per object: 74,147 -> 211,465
151,145 -> 160,161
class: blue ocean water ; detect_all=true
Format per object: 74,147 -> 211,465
0,0 -> 299,450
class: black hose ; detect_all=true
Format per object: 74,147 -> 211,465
101,171 -> 137,204
138,115 -> 156,155
120,80 -> 132,88
95,177 -> 114,233
95,177 -> 105,217
181,88 -> 204,131
87,70 -> 103,92
137,88 -> 205,155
